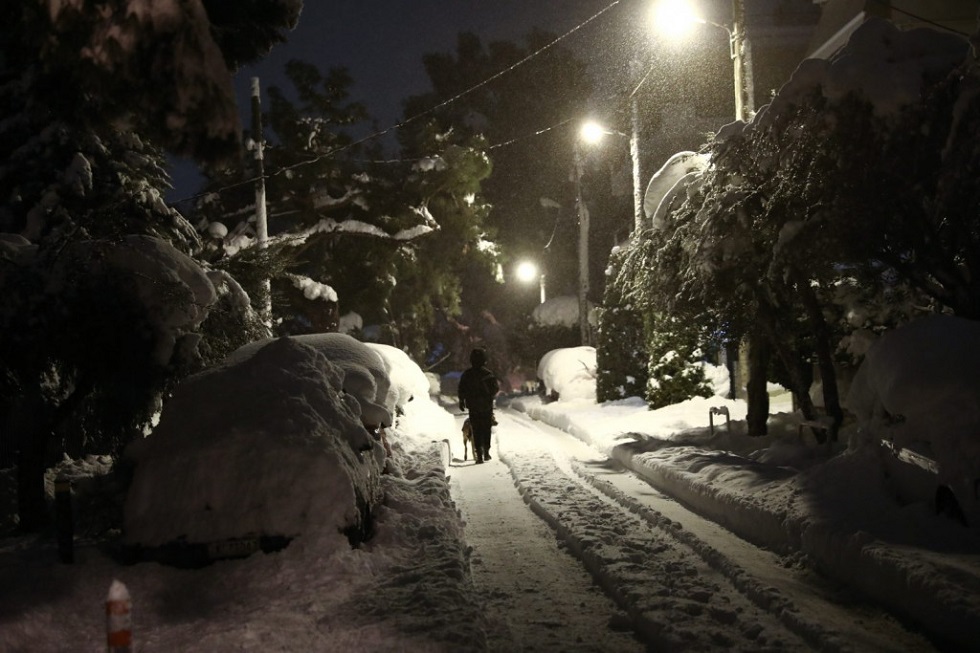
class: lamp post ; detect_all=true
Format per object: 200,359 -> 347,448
578,119 -> 635,344
652,0 -> 752,122
630,97 -> 643,232
654,0 -> 752,399
583,108 -> 644,234
516,261 -> 546,304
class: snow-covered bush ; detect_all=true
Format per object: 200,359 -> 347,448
510,296 -> 586,381
644,318 -> 713,409
196,268 -> 268,366
597,247 -> 647,402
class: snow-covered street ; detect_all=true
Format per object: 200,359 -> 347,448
7,2 -> 980,651
451,408 -> 941,651
2,340 -> 980,651
449,418 -> 645,652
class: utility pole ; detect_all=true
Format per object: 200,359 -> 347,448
574,141 -> 591,346
251,77 -> 271,325
627,56 -> 658,235
731,0 -> 749,122
730,0 -> 753,399
629,96 -> 643,233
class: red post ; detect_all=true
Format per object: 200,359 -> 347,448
106,579 -> 132,652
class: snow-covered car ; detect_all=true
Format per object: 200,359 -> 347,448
845,315 -> 980,525
123,336 -> 387,565
537,346 -> 597,402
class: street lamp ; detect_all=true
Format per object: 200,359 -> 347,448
516,260 -> 546,304
651,0 -> 752,122
652,0 -> 752,399
577,119 -> 637,343
582,111 -> 644,235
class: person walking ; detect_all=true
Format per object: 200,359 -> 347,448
458,347 -> 499,464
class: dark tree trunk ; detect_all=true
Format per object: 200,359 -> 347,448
796,276 -> 843,441
757,296 -> 823,440
745,330 -> 770,437
725,338 -> 739,400
16,380 -> 94,532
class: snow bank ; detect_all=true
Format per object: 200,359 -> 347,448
367,342 -> 432,412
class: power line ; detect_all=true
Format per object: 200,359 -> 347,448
868,0 -> 971,37
171,0 -> 622,206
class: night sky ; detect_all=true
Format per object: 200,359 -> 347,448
235,1 -> 609,127
169,1 -> 611,198
169,0 -> 757,199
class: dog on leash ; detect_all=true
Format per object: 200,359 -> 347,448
461,418 -> 475,461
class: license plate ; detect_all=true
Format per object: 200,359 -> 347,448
207,537 -> 259,560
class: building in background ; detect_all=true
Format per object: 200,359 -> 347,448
807,0 -> 977,59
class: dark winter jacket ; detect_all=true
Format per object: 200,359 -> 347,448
458,350 -> 499,414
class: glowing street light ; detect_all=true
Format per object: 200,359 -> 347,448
574,119 -> 629,344
649,0 -> 702,39
580,120 -> 608,145
650,0 -> 752,122
516,260 -> 546,303
580,118 -> 644,241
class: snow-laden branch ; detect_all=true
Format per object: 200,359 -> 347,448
216,198 -> 437,255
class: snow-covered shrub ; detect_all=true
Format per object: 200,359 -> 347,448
196,269 -> 268,367
511,299 -> 583,381
644,317 -> 713,409
596,246 -> 647,402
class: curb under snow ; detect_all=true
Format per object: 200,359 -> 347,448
614,446 -> 980,650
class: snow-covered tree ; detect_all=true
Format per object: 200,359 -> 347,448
752,22 -> 978,319
619,19 -> 977,437
10,0 -> 301,164
0,0 -> 302,530
404,30 -> 597,325
643,318 -> 712,409
195,62 -> 493,360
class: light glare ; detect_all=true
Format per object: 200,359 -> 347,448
650,0 -> 700,39
580,121 -> 606,144
516,261 -> 538,283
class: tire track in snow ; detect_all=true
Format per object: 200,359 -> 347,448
496,419 -> 811,652
496,410 -> 936,652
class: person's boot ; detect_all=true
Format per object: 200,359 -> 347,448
483,449 -> 491,461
